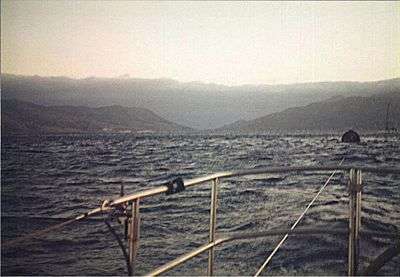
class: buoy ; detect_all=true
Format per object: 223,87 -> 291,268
341,129 -> 360,143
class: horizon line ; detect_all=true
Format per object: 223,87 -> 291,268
2,72 -> 399,88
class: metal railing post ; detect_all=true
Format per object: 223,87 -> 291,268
128,199 -> 140,276
208,178 -> 219,276
348,169 -> 356,276
348,169 -> 362,276
355,169 -> 362,275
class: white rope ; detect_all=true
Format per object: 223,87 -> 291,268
254,157 -> 345,277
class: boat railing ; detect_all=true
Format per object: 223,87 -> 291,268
4,165 -> 400,276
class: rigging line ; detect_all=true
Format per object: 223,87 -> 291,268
2,215 -> 105,221
254,157 -> 345,277
105,220 -> 132,276
2,206 -> 111,248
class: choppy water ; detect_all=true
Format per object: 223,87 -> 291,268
1,134 -> 399,276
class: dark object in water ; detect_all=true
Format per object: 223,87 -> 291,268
341,130 -> 360,143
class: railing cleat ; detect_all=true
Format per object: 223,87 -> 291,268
165,177 -> 185,195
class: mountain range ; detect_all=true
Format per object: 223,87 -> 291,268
217,93 -> 400,132
2,74 -> 399,129
1,100 -> 190,135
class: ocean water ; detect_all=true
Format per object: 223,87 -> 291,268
1,133 -> 399,276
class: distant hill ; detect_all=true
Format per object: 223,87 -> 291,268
2,74 -> 399,129
216,94 -> 400,132
1,100 -> 191,135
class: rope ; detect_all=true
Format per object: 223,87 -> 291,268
105,220 -> 132,276
254,157 -> 345,277
2,215 -> 104,222
363,241 -> 400,275
2,206 -> 110,248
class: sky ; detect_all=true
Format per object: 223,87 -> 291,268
1,1 -> 399,85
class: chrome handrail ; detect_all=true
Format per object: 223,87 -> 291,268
146,228 -> 398,276
108,166 -> 398,207
4,165 -> 400,276
136,166 -> 398,276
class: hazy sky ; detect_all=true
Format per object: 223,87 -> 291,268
1,1 -> 399,85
